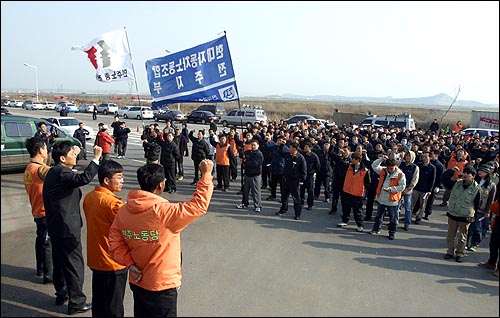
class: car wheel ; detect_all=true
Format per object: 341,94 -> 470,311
137,115 -> 141,120
103,110 -> 108,115
154,116 -> 159,122
124,114 -> 128,119
222,121 -> 228,127
114,112 -> 118,117
201,119 -> 206,124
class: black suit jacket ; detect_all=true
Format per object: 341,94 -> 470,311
43,162 -> 98,238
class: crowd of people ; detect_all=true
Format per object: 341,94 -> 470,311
23,114 -> 499,316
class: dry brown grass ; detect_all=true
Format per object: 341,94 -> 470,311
3,92 -> 477,129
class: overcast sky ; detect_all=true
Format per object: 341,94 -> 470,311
1,1 -> 498,104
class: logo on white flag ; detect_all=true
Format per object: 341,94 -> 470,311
72,29 -> 134,83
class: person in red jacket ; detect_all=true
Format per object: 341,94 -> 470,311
83,160 -> 127,317
96,124 -> 115,161
109,159 -> 214,317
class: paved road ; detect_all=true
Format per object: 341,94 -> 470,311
1,108 -> 498,317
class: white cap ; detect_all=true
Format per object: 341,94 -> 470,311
102,124 -> 109,130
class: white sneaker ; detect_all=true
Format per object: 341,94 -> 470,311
255,207 -> 261,213
357,226 -> 364,232
236,204 -> 247,209
337,222 -> 348,227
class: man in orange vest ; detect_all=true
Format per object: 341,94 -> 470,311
336,152 -> 371,232
369,157 -> 406,240
209,132 -> 235,192
24,137 -> 53,284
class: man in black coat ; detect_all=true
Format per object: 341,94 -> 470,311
188,129 -> 210,185
276,141 -> 307,220
42,141 -> 102,315
72,122 -> 89,160
158,132 -> 180,193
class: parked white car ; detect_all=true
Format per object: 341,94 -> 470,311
123,106 -> 154,119
42,102 -> 57,110
115,105 -> 133,117
26,102 -> 45,110
9,100 -> 24,107
44,116 -> 95,140
78,103 -> 95,113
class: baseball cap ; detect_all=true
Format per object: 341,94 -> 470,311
478,163 -> 493,173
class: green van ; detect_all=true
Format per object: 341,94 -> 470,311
1,114 -> 83,170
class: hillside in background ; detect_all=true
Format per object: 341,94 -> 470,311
265,93 -> 499,109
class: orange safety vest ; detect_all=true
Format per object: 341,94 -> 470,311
375,169 -> 403,202
215,144 -> 231,166
343,165 -> 368,197
228,137 -> 239,156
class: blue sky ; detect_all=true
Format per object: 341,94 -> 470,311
1,1 -> 498,104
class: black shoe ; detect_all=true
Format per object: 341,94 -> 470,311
215,186 -> 223,190
444,253 -> 454,260
422,215 -> 429,220
388,233 -> 395,240
36,270 -> 43,277
455,256 -> 464,263
306,206 -> 313,210
190,181 -> 197,186
328,210 -> 336,215
314,196 -> 319,200
414,218 -> 421,225
43,277 -> 53,284
222,188 -> 229,192
68,303 -> 92,315
404,224 -> 409,231
294,216 -> 301,220
275,211 -> 287,216
266,195 -> 276,201
236,190 -> 243,195
55,295 -> 69,306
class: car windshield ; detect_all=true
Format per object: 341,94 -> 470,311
59,118 -> 80,126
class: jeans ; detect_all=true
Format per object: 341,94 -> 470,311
398,193 -> 412,226
372,203 -> 399,234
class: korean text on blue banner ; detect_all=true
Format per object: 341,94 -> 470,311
145,35 -> 239,103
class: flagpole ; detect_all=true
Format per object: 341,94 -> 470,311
222,31 -> 244,138
123,26 -> 144,128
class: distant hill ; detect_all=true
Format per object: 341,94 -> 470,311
261,93 -> 499,109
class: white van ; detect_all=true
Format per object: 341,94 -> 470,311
220,106 -> 268,128
359,113 -> 416,131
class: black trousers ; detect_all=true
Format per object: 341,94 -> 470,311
51,236 -> 87,308
300,174 -> 315,207
269,173 -> 284,198
130,283 -> 178,317
175,157 -> 184,177
91,269 -> 128,317
330,178 -> 345,212
487,219 -> 499,265
163,164 -> 177,191
341,193 -> 364,227
365,185 -> 377,219
216,165 -> 230,189
262,163 -> 271,188
193,159 -> 202,182
229,156 -> 238,180
116,139 -> 128,156
314,173 -> 331,200
280,177 -> 302,217
34,217 -> 52,279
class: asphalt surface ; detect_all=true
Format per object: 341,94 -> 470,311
1,108 -> 499,317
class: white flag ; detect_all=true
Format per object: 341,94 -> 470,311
72,29 -> 135,82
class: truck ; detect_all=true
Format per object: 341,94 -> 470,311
470,110 -> 499,130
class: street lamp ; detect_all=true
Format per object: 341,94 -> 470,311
24,63 -> 39,102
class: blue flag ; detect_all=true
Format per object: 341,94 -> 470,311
145,35 -> 239,103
